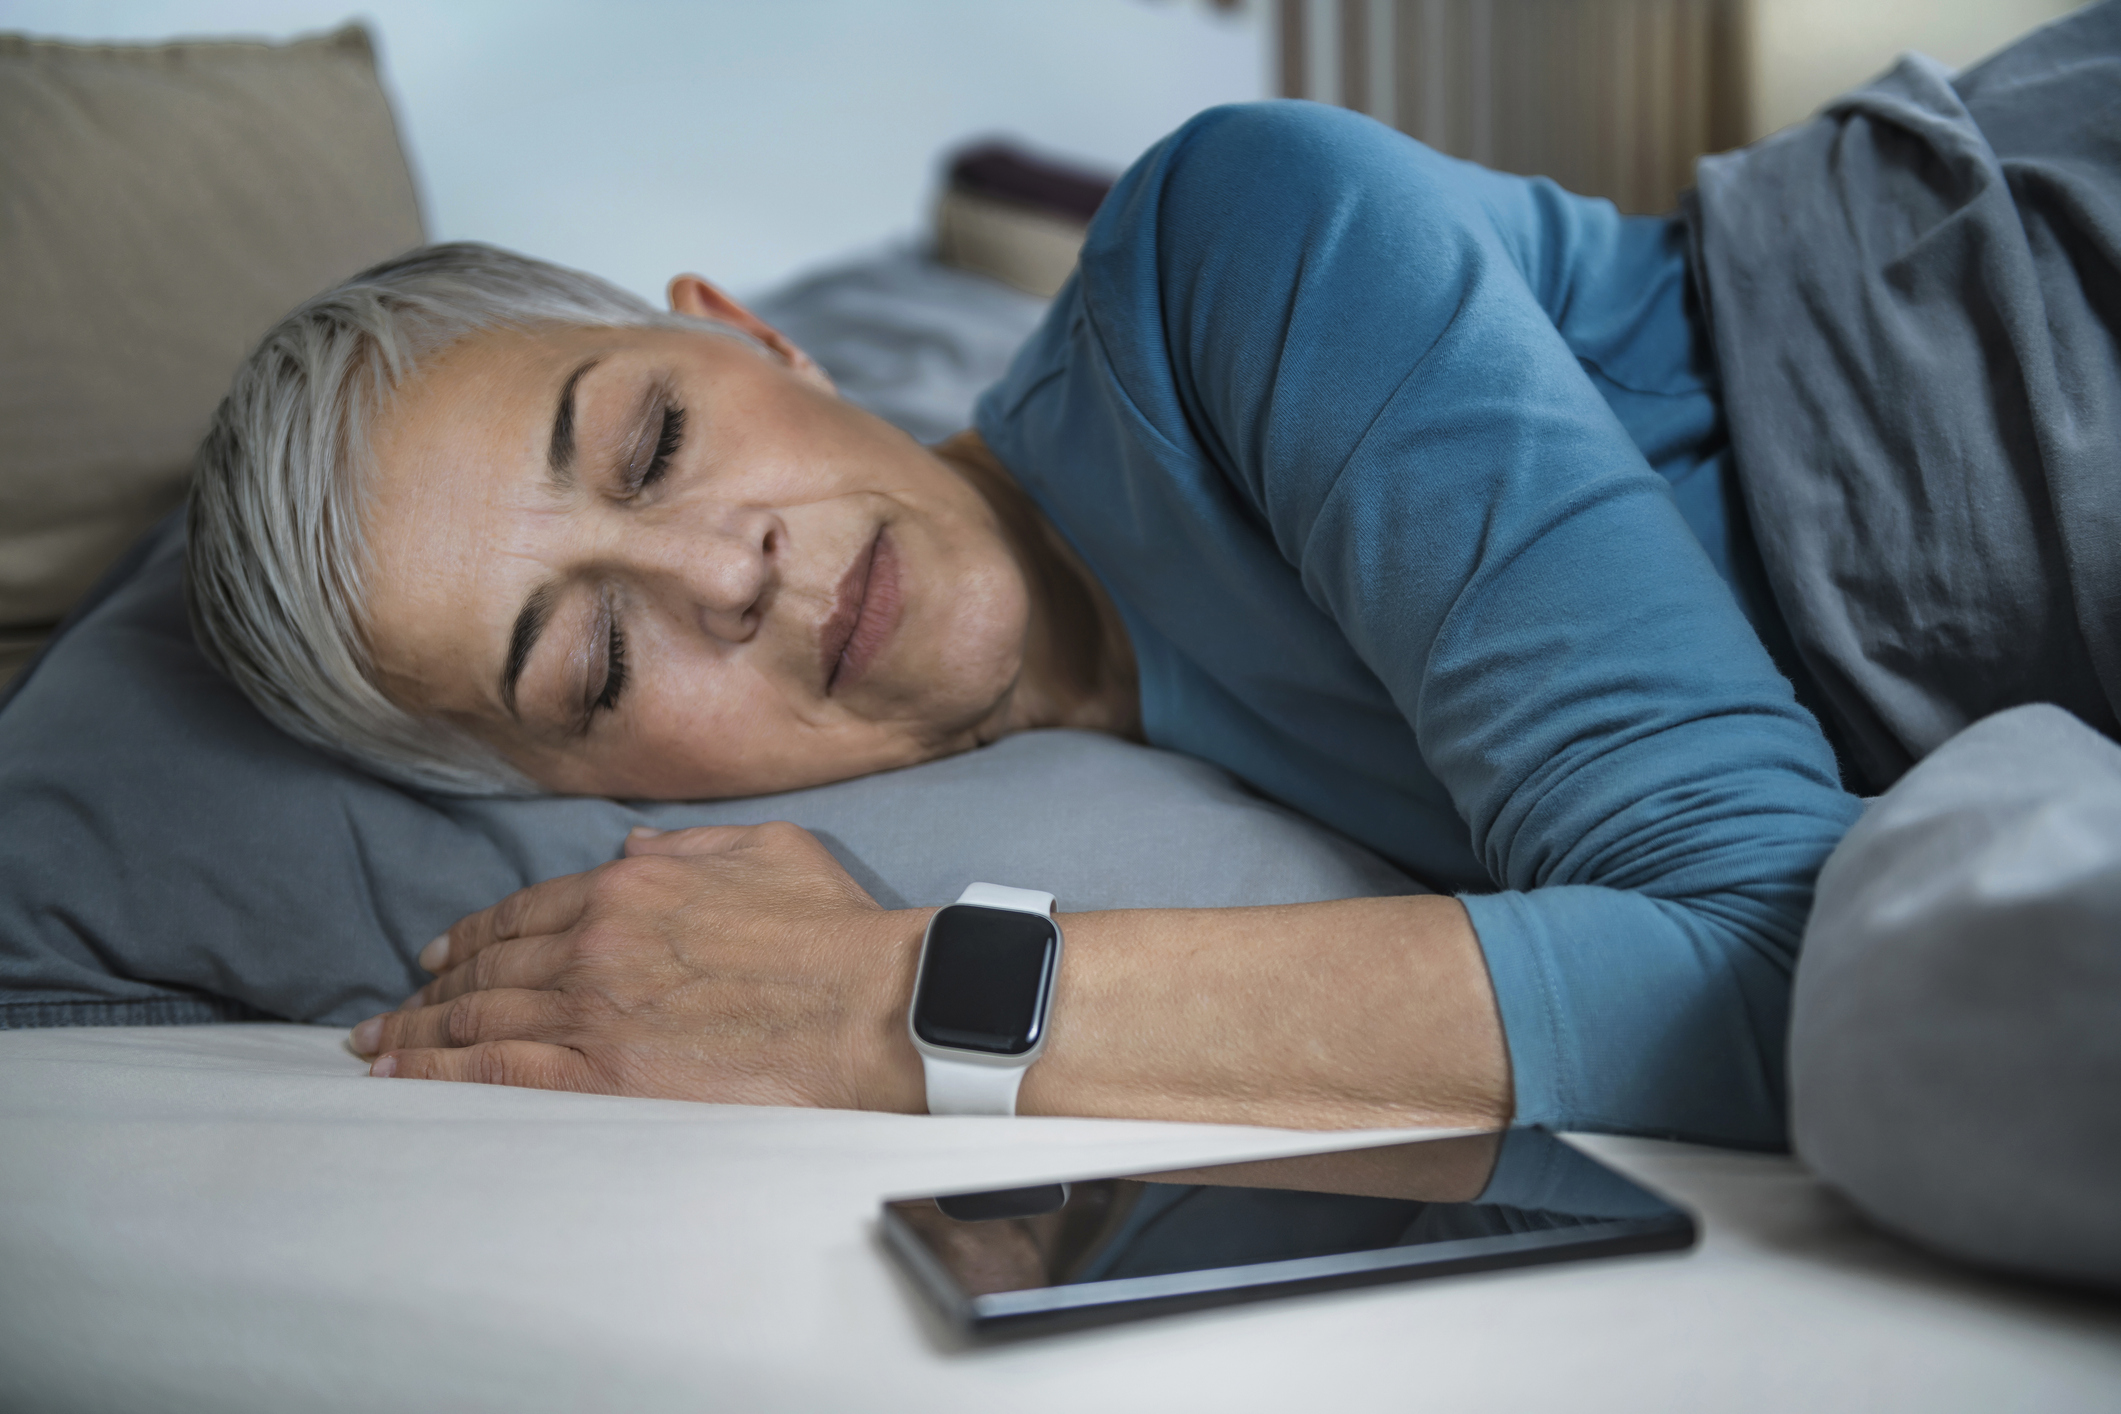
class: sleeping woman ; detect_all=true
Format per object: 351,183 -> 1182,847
183,4 -> 2121,1148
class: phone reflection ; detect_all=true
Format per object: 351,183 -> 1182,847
890,1131 -> 1534,1297
933,1182 -> 1071,1222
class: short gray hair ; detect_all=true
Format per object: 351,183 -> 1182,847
186,241 -> 746,794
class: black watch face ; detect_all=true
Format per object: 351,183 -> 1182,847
911,904 -> 1060,1056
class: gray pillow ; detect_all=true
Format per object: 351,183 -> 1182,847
749,245 -> 1050,444
0,515 -> 1418,1030
1790,704 -> 2121,1289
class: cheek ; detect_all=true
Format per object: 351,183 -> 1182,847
601,643 -> 886,795
632,643 -> 786,754
546,686 -> 785,798
612,694 -> 932,799
921,554 -> 1030,691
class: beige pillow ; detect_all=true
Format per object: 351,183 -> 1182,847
931,142 -> 1110,300
0,25 -> 423,684
933,188 -> 1089,300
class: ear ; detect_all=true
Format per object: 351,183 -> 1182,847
666,274 -> 835,394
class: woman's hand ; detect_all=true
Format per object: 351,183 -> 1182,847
348,822 -> 929,1111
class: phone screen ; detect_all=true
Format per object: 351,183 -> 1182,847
881,1128 -> 1693,1335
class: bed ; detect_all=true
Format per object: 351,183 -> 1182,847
2,24 -> 2117,1410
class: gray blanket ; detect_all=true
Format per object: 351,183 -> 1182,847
1688,0 -> 2121,794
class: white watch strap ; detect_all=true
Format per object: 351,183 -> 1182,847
918,883 -> 1059,1116
955,881 -> 1056,915
921,1055 -> 1030,1116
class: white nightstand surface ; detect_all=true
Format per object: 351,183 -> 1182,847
2,1024 -> 2115,1412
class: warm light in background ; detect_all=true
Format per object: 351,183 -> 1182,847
1275,0 -> 2087,213
1746,0 -> 2084,136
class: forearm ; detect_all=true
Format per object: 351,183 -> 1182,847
863,894 -> 1512,1130
364,826 -> 1512,1129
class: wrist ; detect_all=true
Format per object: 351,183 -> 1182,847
904,887 -> 1066,1115
845,906 -> 932,1114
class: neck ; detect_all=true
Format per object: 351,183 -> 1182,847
932,430 -> 1141,743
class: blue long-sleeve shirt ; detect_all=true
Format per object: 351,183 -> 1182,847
975,103 -> 1862,1148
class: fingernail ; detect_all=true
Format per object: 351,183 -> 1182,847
418,934 -> 450,971
370,1054 -> 397,1078
351,1015 -> 384,1054
628,825 -> 662,838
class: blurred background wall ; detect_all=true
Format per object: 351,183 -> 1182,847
0,0 -> 1264,301
1,0 -> 2089,294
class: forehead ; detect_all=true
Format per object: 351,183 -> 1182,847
370,323 -> 592,465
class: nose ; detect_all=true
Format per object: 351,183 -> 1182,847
640,506 -> 780,643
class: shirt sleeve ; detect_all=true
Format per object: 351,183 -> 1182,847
1018,104 -> 1861,1147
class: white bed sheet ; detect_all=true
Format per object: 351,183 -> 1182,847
2,1025 -> 2116,1412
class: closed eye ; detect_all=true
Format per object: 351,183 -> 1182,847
591,620 -> 628,719
629,403 -> 686,495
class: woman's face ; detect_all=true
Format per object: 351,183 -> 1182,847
359,281 -> 1034,798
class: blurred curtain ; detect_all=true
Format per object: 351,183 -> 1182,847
1277,0 -> 1747,214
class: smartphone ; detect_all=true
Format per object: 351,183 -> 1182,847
881,1127 -> 1694,1337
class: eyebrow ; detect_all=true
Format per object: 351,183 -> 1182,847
547,357 -> 601,485
499,582 -> 556,720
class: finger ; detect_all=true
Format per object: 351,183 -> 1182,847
426,870 -> 600,973
401,934 -> 576,1011
623,823 -> 756,858
352,987 -> 569,1057
372,1040 -> 608,1092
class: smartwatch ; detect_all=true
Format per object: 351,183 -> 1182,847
907,883 -> 1063,1116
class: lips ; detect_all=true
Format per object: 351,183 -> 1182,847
821,528 -> 901,695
